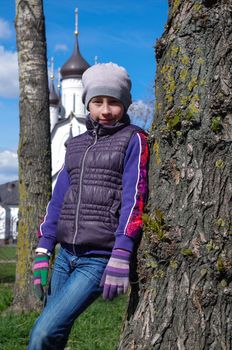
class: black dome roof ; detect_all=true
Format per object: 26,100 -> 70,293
60,36 -> 90,79
49,80 -> 59,106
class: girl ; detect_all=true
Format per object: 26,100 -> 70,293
28,62 -> 149,350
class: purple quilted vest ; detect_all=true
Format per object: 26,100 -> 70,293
56,114 -> 142,251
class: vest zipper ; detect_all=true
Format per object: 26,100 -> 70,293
73,129 -> 98,253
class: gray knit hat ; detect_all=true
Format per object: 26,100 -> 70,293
82,62 -> 132,110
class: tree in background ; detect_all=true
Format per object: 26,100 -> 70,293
14,0 -> 51,311
128,99 -> 154,131
119,0 -> 232,348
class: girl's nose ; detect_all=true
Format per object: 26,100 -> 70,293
102,103 -> 111,114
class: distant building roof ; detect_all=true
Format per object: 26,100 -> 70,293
60,36 -> 90,79
51,112 -> 86,138
49,79 -> 59,106
0,181 -> 19,206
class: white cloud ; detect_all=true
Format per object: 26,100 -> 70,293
54,44 -> 68,52
0,46 -> 19,98
0,18 -> 12,39
0,150 -> 18,184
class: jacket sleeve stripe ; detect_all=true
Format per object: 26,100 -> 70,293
123,133 -> 143,235
115,131 -> 148,243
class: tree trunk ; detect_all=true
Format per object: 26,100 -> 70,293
14,0 -> 51,311
119,1 -> 232,349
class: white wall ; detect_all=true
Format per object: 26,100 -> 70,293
0,205 -> 17,241
50,106 -> 59,131
51,117 -> 87,190
51,124 -> 70,180
9,206 -> 18,240
62,78 -> 86,117
0,205 -> 6,240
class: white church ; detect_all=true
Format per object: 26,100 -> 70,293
0,9 -> 90,243
49,8 -> 90,186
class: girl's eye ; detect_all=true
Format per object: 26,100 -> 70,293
109,99 -> 120,105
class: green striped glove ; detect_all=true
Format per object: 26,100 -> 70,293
33,254 -> 49,301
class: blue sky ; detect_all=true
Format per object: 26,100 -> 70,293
0,0 -> 168,183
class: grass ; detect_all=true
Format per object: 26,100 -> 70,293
67,296 -> 127,350
0,285 -> 13,313
0,264 -> 16,283
0,246 -> 17,261
0,309 -> 37,350
0,285 -> 127,350
0,245 -> 16,283
0,245 -> 128,349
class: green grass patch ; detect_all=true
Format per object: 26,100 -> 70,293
0,246 -> 16,261
0,246 -> 128,349
0,295 -> 127,350
0,263 -> 16,283
0,311 -> 38,350
0,246 -> 16,283
67,295 -> 127,350
0,284 -> 128,349
0,285 -> 13,313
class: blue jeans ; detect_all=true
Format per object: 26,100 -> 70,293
28,247 -> 109,350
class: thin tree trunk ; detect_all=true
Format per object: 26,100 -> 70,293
119,0 -> 232,349
14,0 -> 51,311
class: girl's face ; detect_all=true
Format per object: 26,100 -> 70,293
88,96 -> 124,126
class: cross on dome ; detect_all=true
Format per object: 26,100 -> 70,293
60,8 -> 90,79
75,8 -> 78,36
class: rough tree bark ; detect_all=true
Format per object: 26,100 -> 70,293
14,0 -> 51,311
119,0 -> 232,349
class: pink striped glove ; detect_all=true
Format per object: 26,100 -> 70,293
100,249 -> 130,300
33,254 -> 49,301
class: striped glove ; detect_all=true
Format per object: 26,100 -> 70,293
33,254 -> 49,301
100,249 -> 130,300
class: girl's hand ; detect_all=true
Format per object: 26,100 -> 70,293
100,249 -> 130,300
33,254 -> 50,301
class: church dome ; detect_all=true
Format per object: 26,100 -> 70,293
60,37 -> 90,79
49,80 -> 59,106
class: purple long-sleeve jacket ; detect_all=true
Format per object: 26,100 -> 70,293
37,117 -> 149,256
